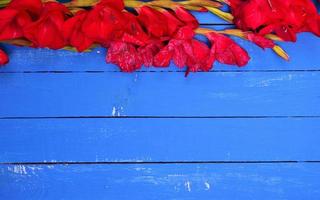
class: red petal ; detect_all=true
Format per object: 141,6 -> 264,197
138,43 -> 161,67
173,43 -> 187,68
106,42 -> 142,72
247,33 -> 275,49
98,0 -> 124,10
174,7 -> 198,29
153,46 -> 173,67
8,0 -> 42,15
0,48 -> 9,66
207,32 -> 250,67
137,6 -> 168,38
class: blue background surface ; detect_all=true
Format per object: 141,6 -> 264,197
0,8 -> 320,200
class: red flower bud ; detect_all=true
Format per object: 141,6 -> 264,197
173,7 -> 199,29
185,39 -> 214,72
81,1 -> 125,45
137,6 -> 169,38
24,2 -> 69,49
63,10 -> 93,52
0,48 -> 9,66
207,32 -> 250,67
161,10 -> 185,36
0,0 -> 40,41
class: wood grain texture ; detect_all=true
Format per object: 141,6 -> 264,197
1,163 -> 319,200
0,118 -> 319,163
0,71 -> 319,117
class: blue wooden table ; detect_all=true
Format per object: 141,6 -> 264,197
0,12 -> 320,200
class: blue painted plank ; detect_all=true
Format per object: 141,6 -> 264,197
0,72 -> 318,117
0,30 -> 319,72
0,118 -> 319,162
192,11 -> 229,24
1,163 -> 319,199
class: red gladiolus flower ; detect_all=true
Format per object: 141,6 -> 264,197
0,48 -> 9,66
1,0 -> 313,72
63,10 -> 93,52
154,38 -> 214,74
153,26 -> 195,68
0,0 -> 41,41
106,6 -> 202,72
106,41 -> 142,72
81,0 -> 125,45
207,32 -> 250,66
278,0 -> 320,40
106,11 -> 161,69
180,39 -> 215,77
173,6 -> 199,29
154,27 -> 214,73
137,6 -> 169,38
138,42 -> 163,67
186,39 -> 215,72
161,10 -> 185,36
137,6 -> 199,39
230,0 -> 320,41
24,2 -> 69,49
121,12 -> 149,46
230,0 -> 278,31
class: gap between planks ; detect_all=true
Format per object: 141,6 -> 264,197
1,116 -> 320,120
1,161 -> 320,166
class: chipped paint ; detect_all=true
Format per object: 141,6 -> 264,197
204,181 -> 211,190
185,181 -> 192,192
8,165 -> 27,175
111,106 -> 124,117
247,74 -> 295,87
112,106 -> 116,116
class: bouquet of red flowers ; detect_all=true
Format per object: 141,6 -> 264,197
0,0 -> 319,75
